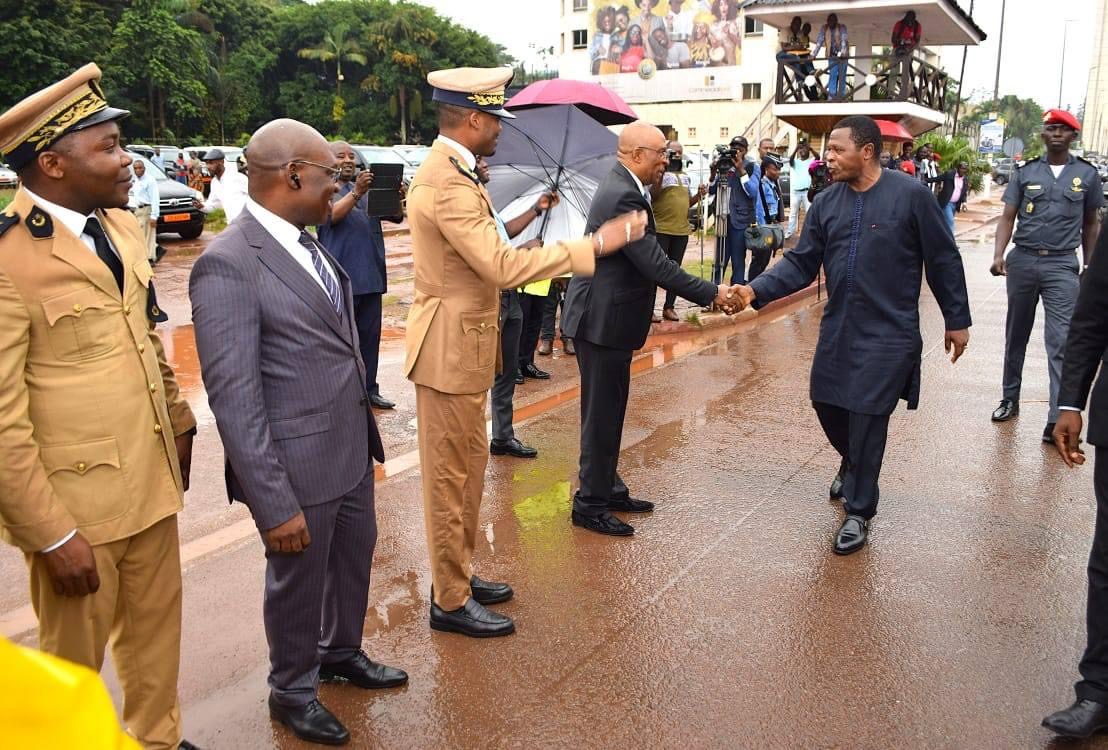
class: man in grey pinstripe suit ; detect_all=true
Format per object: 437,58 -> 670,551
190,120 -> 406,747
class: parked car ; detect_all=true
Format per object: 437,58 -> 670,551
992,158 -> 1014,185
127,151 -> 206,240
0,162 -> 18,188
354,145 -> 417,183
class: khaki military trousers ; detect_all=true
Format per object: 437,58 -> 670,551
415,384 -> 489,610
26,514 -> 183,750
134,206 -> 156,261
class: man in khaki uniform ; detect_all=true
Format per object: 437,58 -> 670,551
406,66 -> 647,638
0,65 -> 198,750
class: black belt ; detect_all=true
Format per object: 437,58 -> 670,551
1015,246 -> 1075,257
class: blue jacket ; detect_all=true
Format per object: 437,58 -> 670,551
754,176 -> 781,225
726,160 -> 760,228
317,182 -> 389,295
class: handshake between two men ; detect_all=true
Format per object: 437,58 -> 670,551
714,283 -> 756,315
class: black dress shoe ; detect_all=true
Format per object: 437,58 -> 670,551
521,362 -> 550,379
562,338 -> 576,355
490,437 -> 538,458
1042,698 -> 1108,738
268,696 -> 350,746
829,470 -> 845,501
319,649 -> 408,689
1043,422 -> 1057,444
470,574 -> 513,604
571,510 -> 634,536
607,495 -> 655,513
369,393 -> 395,410
514,370 -> 524,385
179,742 -> 202,750
430,598 -> 515,637
833,514 -> 868,555
991,398 -> 1018,422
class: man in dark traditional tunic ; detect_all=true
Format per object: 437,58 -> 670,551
735,116 -> 972,555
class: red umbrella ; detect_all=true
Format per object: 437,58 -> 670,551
874,118 -> 914,142
506,79 -> 638,126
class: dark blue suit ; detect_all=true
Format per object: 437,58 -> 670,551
317,182 -> 394,396
725,160 -> 760,284
750,170 -> 971,518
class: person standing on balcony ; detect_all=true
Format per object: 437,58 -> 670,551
813,13 -> 849,100
989,109 -> 1104,443
777,16 -> 817,101
786,139 -> 815,240
891,11 -> 922,57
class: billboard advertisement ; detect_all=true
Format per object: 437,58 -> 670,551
587,0 -> 744,78
978,118 -> 1004,154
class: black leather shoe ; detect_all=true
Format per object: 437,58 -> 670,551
992,399 -> 1018,422
514,371 -> 524,385
268,696 -> 350,746
470,575 -> 513,604
1042,699 -> 1108,738
833,514 -> 868,555
369,393 -> 395,410
572,510 -> 634,536
829,470 -> 845,501
1043,423 -> 1057,444
319,650 -> 408,689
430,598 -> 515,637
607,495 -> 655,513
521,363 -> 550,379
563,338 -> 576,356
179,742 -> 202,750
490,437 -> 538,458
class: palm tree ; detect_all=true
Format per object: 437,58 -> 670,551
364,14 -> 437,142
297,23 -> 367,100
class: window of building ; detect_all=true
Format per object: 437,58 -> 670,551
687,127 -> 697,139
742,83 -> 762,100
720,126 -> 729,139
572,29 -> 588,49
561,34 -> 566,54
573,0 -> 588,11
744,17 -> 763,35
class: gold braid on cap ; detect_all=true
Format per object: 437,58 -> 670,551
25,91 -> 107,152
467,92 -> 505,107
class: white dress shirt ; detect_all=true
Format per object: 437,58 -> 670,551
202,169 -> 248,222
245,198 -> 339,296
436,135 -> 476,170
21,187 -> 121,259
128,172 -> 161,219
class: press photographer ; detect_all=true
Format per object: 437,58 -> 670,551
708,136 -> 760,284
651,139 -> 707,321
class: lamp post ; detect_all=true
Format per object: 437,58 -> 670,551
1059,19 -> 1080,108
993,0 -> 1006,103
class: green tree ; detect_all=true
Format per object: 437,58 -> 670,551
362,9 -> 438,143
298,22 -> 367,103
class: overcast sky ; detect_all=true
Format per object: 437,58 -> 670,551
410,0 -> 1097,112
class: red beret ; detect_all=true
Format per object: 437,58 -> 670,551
1043,108 -> 1081,131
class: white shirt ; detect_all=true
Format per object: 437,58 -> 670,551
202,169 -> 248,221
128,172 -> 160,219
245,198 -> 339,296
21,187 -> 120,259
436,135 -> 476,171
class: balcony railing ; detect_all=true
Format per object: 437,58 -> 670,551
774,53 -> 949,111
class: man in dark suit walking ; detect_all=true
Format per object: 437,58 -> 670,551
1043,226 -> 1108,739
190,120 -> 406,747
735,116 -> 971,555
563,121 -> 738,536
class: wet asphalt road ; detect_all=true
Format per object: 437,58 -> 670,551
4,204 -> 1108,748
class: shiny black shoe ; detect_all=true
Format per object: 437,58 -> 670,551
829,471 -> 845,501
369,393 -> 395,410
571,510 -> 634,536
991,399 -> 1018,422
1043,423 -> 1057,444
1042,699 -> 1108,738
490,437 -> 538,458
179,742 -> 202,750
268,696 -> 350,746
521,363 -> 550,380
607,495 -> 655,513
470,574 -> 513,604
514,370 -> 525,385
319,650 -> 408,689
833,514 -> 868,555
430,598 -> 515,638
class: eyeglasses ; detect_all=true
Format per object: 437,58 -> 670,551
630,145 -> 669,159
286,159 -> 342,179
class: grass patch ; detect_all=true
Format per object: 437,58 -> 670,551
684,311 -> 702,326
204,208 -> 227,233
682,258 -> 714,279
381,294 -> 400,307
0,188 -> 14,212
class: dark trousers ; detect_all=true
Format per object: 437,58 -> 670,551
1077,447 -> 1108,703
264,463 -> 376,707
658,233 -> 691,309
518,291 -> 546,369
747,243 -> 772,283
813,402 -> 890,520
353,293 -> 383,396
725,223 -> 748,284
540,283 -> 569,343
1002,249 -> 1080,424
573,337 -> 633,516
491,291 -> 522,442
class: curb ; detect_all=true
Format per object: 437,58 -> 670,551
645,279 -> 824,337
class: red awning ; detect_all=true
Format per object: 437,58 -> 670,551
875,119 -> 914,142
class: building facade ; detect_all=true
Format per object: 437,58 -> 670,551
1084,0 -> 1108,155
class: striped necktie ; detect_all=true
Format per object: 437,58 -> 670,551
297,231 -> 343,316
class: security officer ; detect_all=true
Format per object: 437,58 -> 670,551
0,64 -> 198,750
404,66 -> 645,638
990,108 -> 1104,442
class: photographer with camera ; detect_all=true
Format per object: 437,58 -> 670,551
713,136 -> 761,284
651,139 -> 707,321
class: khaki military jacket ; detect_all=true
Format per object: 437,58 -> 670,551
405,141 -> 596,394
0,188 -> 195,551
